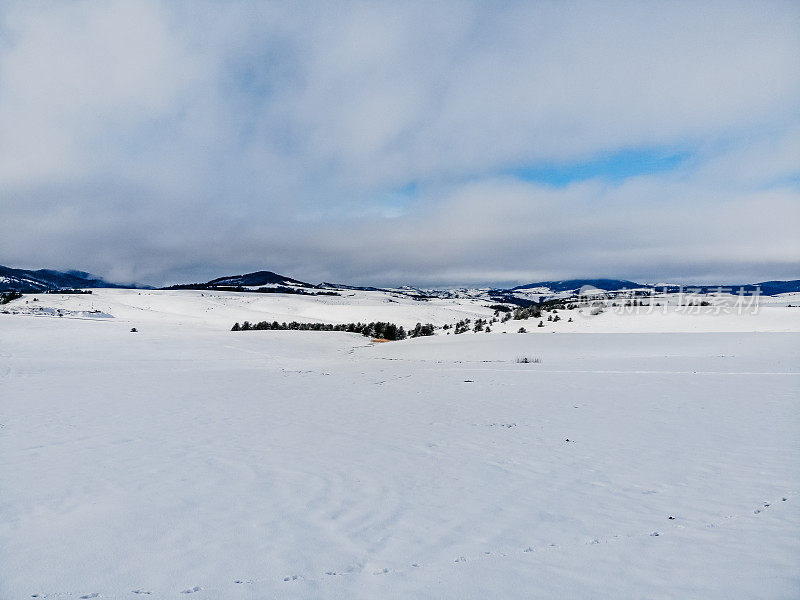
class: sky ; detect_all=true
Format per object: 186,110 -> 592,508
0,1 -> 798,287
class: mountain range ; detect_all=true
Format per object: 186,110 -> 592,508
512,279 -> 643,293
1,264 -> 798,297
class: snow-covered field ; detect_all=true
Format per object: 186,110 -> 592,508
1,290 -> 799,599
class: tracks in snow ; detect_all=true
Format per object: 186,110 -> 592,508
25,493 -> 793,599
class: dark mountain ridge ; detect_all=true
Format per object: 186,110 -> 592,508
0,265 -> 131,292
513,279 -> 643,292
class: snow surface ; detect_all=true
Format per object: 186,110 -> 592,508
1,290 -> 799,599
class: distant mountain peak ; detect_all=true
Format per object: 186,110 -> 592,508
204,270 -> 314,288
162,269 -> 317,290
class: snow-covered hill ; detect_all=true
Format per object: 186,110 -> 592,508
2,287 -> 797,334
0,288 -> 493,329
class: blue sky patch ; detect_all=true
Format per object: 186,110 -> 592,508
509,148 -> 692,186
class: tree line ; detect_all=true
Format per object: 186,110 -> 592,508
231,320 -> 437,340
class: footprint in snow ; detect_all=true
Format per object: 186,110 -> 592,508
411,563 -> 420,567
181,586 -> 202,594
454,556 -> 467,563
523,547 -> 534,553
132,591 -> 152,595
80,595 -> 100,599
283,575 -> 299,582
372,568 -> 390,575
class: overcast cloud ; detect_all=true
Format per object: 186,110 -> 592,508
1,0 -> 798,286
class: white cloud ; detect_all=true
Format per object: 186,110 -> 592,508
0,1 -> 797,285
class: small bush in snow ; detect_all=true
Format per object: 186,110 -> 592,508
516,356 -> 541,364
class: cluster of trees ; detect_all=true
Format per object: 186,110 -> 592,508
443,316 -> 499,334
487,294 -> 538,308
540,299 -> 571,310
474,318 -> 497,332
0,291 -> 22,304
45,289 -> 92,294
488,304 -> 512,313
444,318 -> 471,334
231,320 -> 437,341
408,323 -> 435,337
512,305 -> 542,320
506,299 -> 580,322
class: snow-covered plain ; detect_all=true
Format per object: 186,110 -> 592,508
1,289 -> 799,599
